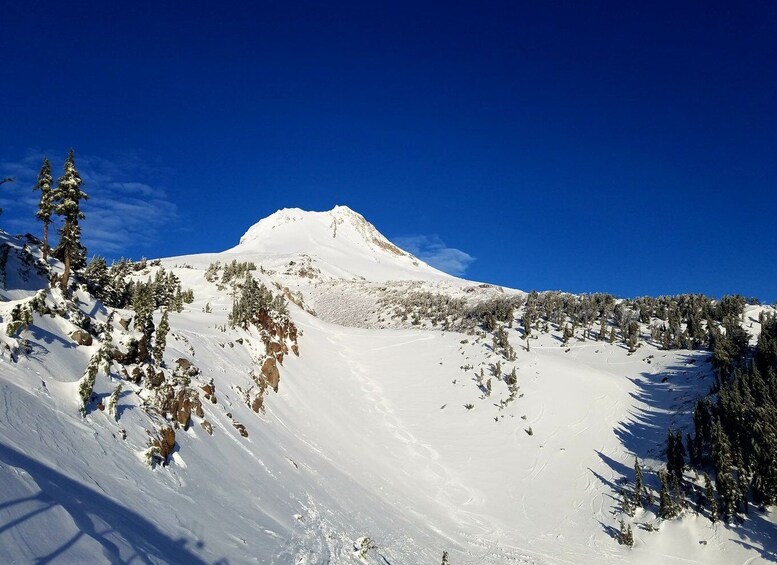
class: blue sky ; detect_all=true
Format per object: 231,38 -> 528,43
1,1 -> 775,301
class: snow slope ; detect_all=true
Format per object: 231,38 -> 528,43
1,210 -> 775,564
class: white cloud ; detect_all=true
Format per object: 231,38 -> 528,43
0,151 -> 179,257
392,234 -> 475,276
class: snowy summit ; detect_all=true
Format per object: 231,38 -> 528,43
228,205 -> 451,283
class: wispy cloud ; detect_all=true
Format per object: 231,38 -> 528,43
392,234 -> 475,276
0,150 -> 180,257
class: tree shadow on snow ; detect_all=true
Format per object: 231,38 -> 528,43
726,509 -> 777,562
597,352 -> 777,557
0,443 -> 216,564
115,389 -> 137,420
596,519 -> 619,543
595,354 -> 714,501
612,354 -> 714,465
28,324 -> 76,352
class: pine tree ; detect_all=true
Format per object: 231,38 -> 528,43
53,149 -> 88,292
153,309 -> 170,365
711,419 -> 741,520
33,158 -> 54,262
666,429 -> 686,481
618,518 -> 634,546
132,282 -> 155,331
83,256 -> 110,300
562,324 -> 573,344
623,522 -> 634,547
704,472 -> 718,523
131,282 -> 156,363
621,489 -> 633,516
633,457 -> 644,507
658,469 -> 678,519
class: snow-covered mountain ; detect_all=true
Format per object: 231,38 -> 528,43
228,206 -> 450,282
0,207 -> 774,564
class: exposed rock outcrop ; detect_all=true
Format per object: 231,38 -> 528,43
153,384 -> 203,429
150,425 -> 177,462
70,329 -> 93,346
261,357 -> 280,392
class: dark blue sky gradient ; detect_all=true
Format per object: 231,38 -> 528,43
2,1 -> 775,300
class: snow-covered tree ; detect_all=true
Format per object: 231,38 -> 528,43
53,149 -> 88,292
83,256 -> 110,299
33,158 -> 54,262
132,281 -> 155,331
108,384 -> 122,420
353,537 -> 377,559
78,353 -> 100,414
153,309 -> 170,365
619,520 -> 633,547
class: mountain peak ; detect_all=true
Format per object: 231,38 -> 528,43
235,205 -> 402,253
227,206 -> 451,282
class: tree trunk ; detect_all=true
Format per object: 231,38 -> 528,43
60,222 -> 70,293
42,222 -> 49,262
61,251 -> 70,293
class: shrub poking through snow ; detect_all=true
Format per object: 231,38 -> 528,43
353,537 -> 377,560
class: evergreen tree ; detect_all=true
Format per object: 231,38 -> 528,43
78,351 -> 101,415
83,256 -> 110,300
626,321 -> 639,353
153,309 -> 170,365
711,419 -> 741,520
666,429 -> 686,481
132,281 -> 156,363
132,282 -> 155,331
686,432 -> 699,467
618,518 -> 634,547
633,457 -> 644,507
704,472 -> 718,523
33,157 -> 54,262
621,489 -> 633,516
562,324 -> 573,344
658,469 -> 678,519
53,149 -> 88,292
